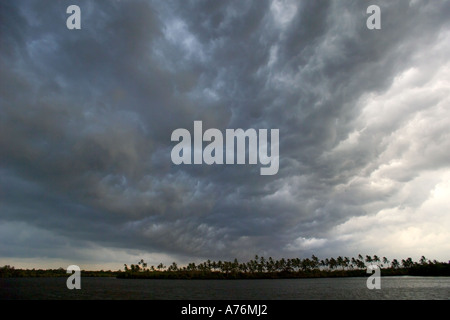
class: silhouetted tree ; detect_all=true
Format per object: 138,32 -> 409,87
168,262 -> 178,272
344,257 -> 350,270
350,257 -> 357,269
329,258 -> 337,270
118,254 -> 448,280
337,256 -> 344,270
267,257 -> 275,272
311,255 -> 319,270
157,263 -> 165,271
420,256 -> 428,265
259,256 -> 266,273
401,258 -> 414,268
373,255 -> 380,267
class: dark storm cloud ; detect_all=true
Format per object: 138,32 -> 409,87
1,0 -> 450,265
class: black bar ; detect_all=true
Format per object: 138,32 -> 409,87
1,300 -> 446,319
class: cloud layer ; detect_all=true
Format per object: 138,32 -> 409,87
1,0 -> 450,268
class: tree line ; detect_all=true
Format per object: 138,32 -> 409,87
119,255 -> 449,279
0,266 -> 117,278
1,255 -> 448,278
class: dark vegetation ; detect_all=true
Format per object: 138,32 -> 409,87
0,266 -> 118,278
117,255 -> 450,279
3,254 -> 446,279
1,255 -> 448,279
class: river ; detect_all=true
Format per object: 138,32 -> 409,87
0,276 -> 449,300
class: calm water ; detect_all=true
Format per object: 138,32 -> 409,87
0,276 -> 449,300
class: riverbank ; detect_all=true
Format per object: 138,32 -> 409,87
117,264 -> 450,279
2,263 -> 448,279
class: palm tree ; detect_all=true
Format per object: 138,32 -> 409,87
344,257 -> 350,270
247,261 -> 255,273
292,258 -> 301,272
232,258 -> 239,273
324,258 -> 330,271
356,259 -> 365,270
420,256 -> 428,265
351,257 -> 357,270
168,262 -> 178,272
337,256 -> 344,270
188,262 -> 197,271
259,256 -> 266,273
329,258 -> 337,270
254,255 -> 259,271
286,258 -> 293,272
267,257 -> 275,272
157,263 -> 165,271
311,255 -> 319,270
279,258 -> 286,272
301,258 -> 311,272
239,262 -> 248,273
137,259 -> 146,272
391,259 -> 400,269
373,255 -> 380,267
222,261 -> 232,275
365,255 -> 373,266
382,257 -> 389,268
401,258 -> 414,268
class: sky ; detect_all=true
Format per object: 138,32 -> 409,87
1,0 -> 450,270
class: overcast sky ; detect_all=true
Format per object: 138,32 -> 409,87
1,0 -> 450,270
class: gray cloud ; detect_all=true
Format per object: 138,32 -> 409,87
1,0 -> 450,268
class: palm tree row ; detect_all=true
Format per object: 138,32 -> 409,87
124,255 -> 437,274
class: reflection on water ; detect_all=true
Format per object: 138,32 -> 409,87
0,276 -> 449,300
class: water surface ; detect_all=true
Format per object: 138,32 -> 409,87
0,276 -> 449,300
